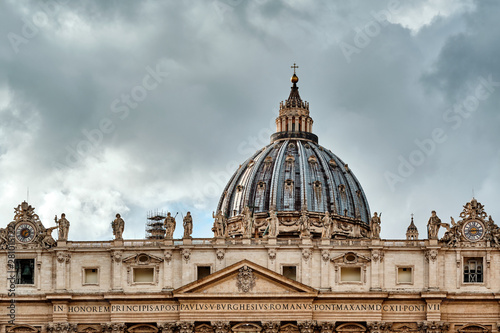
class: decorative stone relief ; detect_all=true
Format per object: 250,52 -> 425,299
56,252 -> 71,263
297,321 -> 316,333
318,322 -> 334,333
321,250 -> 330,262
216,249 -> 225,261
425,250 -> 438,262
367,322 -> 389,333
157,322 -> 176,333
47,323 -> 78,333
101,323 -> 125,333
211,322 -> 231,333
422,322 -> 449,333
111,251 -> 122,263
268,249 -> 276,260
182,249 -> 191,263
195,324 -> 214,333
164,251 -> 172,263
262,322 -> 281,333
372,250 -> 384,262
177,322 -> 195,333
236,265 -> 256,292
302,249 -> 312,261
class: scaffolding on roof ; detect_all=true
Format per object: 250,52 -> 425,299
145,210 -> 167,239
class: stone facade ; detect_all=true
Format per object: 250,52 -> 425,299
1,198 -> 499,333
1,70 -> 498,333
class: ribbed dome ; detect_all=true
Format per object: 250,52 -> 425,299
217,140 -> 370,222
215,69 -> 371,239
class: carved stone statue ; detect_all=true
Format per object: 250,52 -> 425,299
212,211 -> 225,237
0,227 -> 8,249
298,210 -> 311,238
112,213 -> 125,240
183,212 -> 193,238
441,216 -> 460,247
242,206 -> 253,238
266,208 -> 279,237
427,210 -> 441,239
164,212 -> 176,239
371,212 -> 381,239
42,226 -> 58,248
55,213 -> 70,241
321,211 -> 333,238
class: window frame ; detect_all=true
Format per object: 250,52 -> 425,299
14,258 -> 36,286
396,265 -> 414,285
196,264 -> 212,280
82,267 -> 100,286
281,264 -> 298,281
463,257 -> 484,284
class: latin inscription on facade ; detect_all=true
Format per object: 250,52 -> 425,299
54,303 -> 437,314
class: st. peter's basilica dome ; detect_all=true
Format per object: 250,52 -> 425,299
216,68 -> 371,239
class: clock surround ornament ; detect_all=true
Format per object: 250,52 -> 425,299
440,198 -> 498,247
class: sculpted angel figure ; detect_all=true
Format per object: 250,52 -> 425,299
42,226 -> 58,248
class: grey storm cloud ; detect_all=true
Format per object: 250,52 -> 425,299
0,0 -> 498,241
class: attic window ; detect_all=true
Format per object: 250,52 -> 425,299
83,268 -> 99,285
133,268 -> 154,283
197,266 -> 211,280
282,266 -> 297,281
340,267 -> 361,282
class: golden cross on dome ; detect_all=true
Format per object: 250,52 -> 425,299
291,63 -> 299,74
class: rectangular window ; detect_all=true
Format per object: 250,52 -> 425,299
397,267 -> 413,284
133,268 -> 154,283
84,268 -> 99,285
197,266 -> 211,280
283,266 -> 297,281
15,259 -> 34,285
340,267 -> 361,282
464,258 -> 483,283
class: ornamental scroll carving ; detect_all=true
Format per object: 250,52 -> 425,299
425,250 -> 438,262
297,321 -> 316,333
211,322 -> 230,333
367,322 -> 390,333
262,322 -> 281,333
216,249 -> 225,261
236,265 -> 256,293
318,322 -> 334,333
177,322 -> 194,333
268,249 -> 277,260
157,323 -> 176,333
100,323 -> 125,333
47,323 -> 78,333
182,249 -> 191,263
422,321 -> 449,333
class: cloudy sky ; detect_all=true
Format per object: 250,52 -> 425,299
1,0 -> 499,241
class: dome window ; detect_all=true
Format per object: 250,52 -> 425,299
264,156 -> 273,164
257,181 -> 266,189
308,155 -> 317,164
304,143 -> 311,149
329,159 -> 337,168
236,185 -> 244,192
338,184 -> 346,193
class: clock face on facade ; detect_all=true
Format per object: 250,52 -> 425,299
15,223 -> 36,243
462,220 -> 484,242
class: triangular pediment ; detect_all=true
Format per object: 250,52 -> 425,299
174,259 -> 317,297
